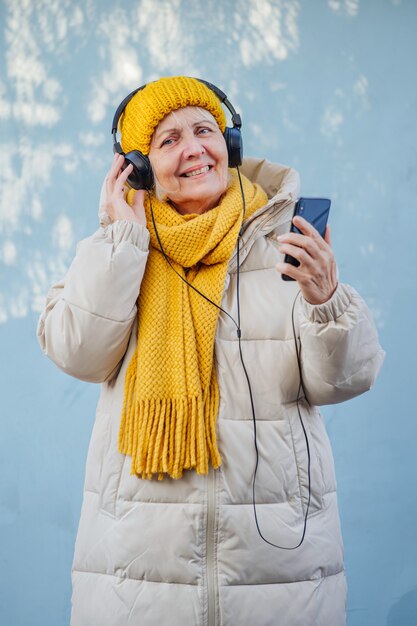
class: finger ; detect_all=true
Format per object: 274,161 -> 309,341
109,153 -> 124,179
276,262 -> 306,282
278,242 -> 316,270
292,216 -> 332,253
132,189 -> 146,209
114,163 -> 133,193
131,190 -> 147,225
278,232 -> 320,256
292,215 -> 326,243
106,154 -> 124,196
324,224 -> 332,246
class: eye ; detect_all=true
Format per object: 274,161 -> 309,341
161,137 -> 175,147
196,126 -> 212,135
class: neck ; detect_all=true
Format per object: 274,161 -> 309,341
169,194 -> 224,216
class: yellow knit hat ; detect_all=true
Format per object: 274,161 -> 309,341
120,76 -> 227,156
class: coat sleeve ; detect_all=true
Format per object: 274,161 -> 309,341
37,219 -> 150,383
298,282 -> 385,405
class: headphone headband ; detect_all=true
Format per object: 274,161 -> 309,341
196,79 -> 242,129
111,84 -> 145,135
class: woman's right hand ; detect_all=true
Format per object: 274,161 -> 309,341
103,153 -> 147,227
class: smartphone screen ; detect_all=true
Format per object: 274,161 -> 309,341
282,197 -> 331,281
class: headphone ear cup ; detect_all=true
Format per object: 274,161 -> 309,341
124,151 -> 154,190
224,127 -> 243,168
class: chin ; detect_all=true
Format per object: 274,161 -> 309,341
160,168 -> 231,214
183,186 -> 227,213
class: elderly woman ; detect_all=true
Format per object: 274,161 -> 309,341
38,76 -> 384,626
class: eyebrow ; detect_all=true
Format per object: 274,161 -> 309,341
154,119 -> 217,140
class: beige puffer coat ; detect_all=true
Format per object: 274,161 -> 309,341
38,158 -> 384,626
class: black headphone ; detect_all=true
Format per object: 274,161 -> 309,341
111,78 -> 243,190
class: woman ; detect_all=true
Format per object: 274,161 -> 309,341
38,76 -> 384,626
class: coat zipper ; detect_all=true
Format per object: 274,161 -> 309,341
207,468 -> 216,626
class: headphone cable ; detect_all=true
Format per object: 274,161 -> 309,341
235,167 -> 311,549
146,174 -> 311,549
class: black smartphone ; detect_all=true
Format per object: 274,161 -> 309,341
281,197 -> 331,281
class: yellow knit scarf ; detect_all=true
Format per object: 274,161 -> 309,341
119,171 -> 268,479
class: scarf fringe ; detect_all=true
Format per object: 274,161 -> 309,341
119,354 -> 221,480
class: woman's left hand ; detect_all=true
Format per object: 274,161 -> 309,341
276,215 -> 338,305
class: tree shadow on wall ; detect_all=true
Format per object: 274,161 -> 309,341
387,588 -> 417,626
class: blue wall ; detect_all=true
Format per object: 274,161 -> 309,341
0,1 -> 415,624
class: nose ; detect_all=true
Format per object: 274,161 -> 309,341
182,133 -> 205,159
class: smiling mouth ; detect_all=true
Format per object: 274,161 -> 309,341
181,165 -> 212,178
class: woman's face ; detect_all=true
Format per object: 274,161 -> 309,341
148,106 -> 229,215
